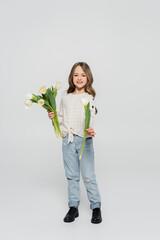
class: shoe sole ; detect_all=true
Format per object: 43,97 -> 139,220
91,218 -> 102,224
63,212 -> 79,223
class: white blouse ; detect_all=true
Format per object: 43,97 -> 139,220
54,90 -> 96,144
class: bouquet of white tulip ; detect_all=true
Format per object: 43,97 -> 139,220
79,98 -> 91,160
24,81 -> 63,138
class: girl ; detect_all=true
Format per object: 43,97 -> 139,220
47,62 -> 102,224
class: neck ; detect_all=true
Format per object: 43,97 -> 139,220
73,88 -> 86,94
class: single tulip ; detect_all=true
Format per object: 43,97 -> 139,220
79,98 -> 91,160
38,99 -> 44,105
25,93 -> 33,100
39,86 -> 47,94
24,99 -> 32,109
52,81 -> 63,90
81,97 -> 89,107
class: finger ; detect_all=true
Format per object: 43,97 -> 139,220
86,129 -> 91,132
87,128 -> 94,132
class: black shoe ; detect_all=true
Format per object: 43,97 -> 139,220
63,207 -> 79,223
91,207 -> 102,224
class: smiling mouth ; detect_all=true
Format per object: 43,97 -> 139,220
77,82 -> 83,84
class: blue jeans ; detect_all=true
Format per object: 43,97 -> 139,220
62,134 -> 101,210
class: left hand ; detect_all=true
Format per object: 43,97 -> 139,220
85,128 -> 96,137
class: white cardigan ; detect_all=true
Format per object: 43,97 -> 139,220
55,90 -> 96,144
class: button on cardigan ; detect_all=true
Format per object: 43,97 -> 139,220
55,90 -> 96,144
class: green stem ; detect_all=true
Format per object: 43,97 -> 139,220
52,112 -> 63,138
79,131 -> 87,160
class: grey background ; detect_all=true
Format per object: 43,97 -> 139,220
0,0 -> 160,239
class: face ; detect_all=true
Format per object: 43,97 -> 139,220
73,66 -> 88,90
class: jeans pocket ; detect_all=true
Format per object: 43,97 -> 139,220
86,136 -> 92,141
85,137 -> 93,146
87,137 -> 92,139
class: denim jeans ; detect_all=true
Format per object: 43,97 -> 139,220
62,134 -> 101,210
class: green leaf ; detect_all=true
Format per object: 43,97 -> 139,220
44,88 -> 50,99
31,99 -> 37,103
52,89 -> 57,98
54,90 -> 57,98
38,95 -> 43,100
42,104 -> 50,110
48,89 -> 56,110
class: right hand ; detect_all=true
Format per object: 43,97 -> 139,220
47,110 -> 57,119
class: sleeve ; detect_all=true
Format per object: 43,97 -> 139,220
89,97 -> 96,128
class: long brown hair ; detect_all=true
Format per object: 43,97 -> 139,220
67,62 -> 98,114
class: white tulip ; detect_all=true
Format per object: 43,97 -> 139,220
24,99 -> 32,109
81,98 -> 90,108
52,82 -> 56,89
55,81 -> 63,90
38,99 -> 44,105
52,81 -> 63,90
39,86 -> 47,94
25,93 -> 33,100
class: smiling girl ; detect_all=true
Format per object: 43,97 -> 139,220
47,62 -> 102,224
